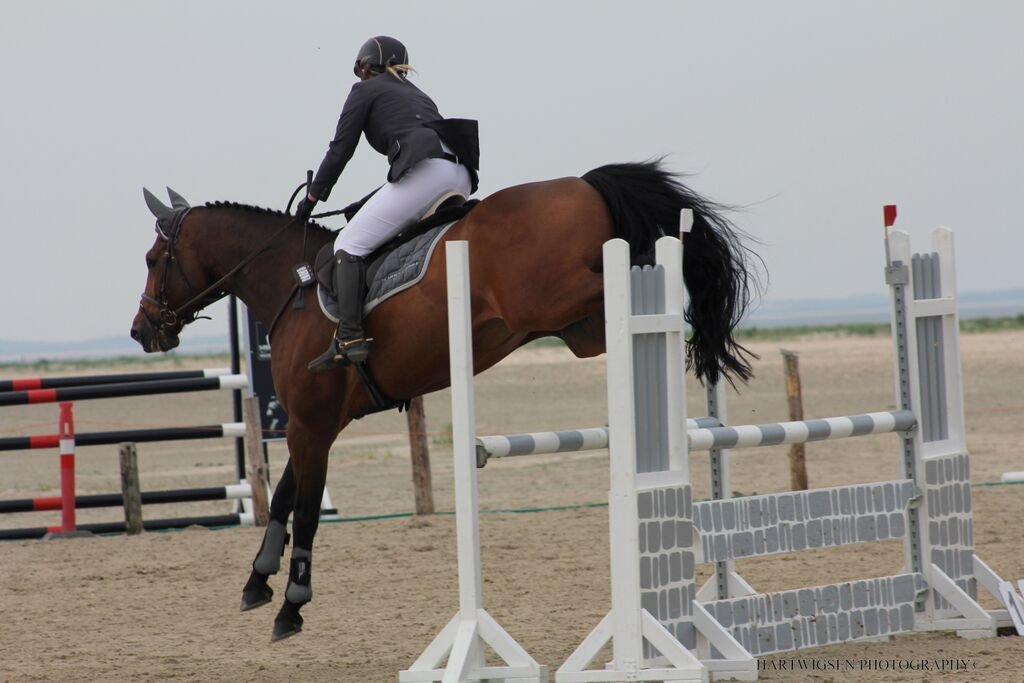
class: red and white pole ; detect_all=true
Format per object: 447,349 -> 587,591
58,402 -> 76,533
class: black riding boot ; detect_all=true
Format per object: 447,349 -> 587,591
308,250 -> 371,373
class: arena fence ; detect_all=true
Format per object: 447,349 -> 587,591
0,371 -> 261,539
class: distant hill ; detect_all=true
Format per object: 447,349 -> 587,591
0,334 -> 232,362
1,289 -> 1021,362
745,287 -> 1024,328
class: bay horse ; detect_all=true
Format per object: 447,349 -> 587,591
130,160 -> 756,641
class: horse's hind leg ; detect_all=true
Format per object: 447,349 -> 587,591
272,425 -> 333,641
240,458 -> 296,612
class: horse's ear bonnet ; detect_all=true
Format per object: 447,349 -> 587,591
166,186 -> 190,211
143,187 -> 173,221
143,187 -> 191,239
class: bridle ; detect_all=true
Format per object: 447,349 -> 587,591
138,207 -> 224,337
139,175 -> 345,341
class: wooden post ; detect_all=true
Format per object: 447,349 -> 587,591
406,395 -> 435,515
243,396 -> 271,526
781,349 -> 809,491
118,442 -> 143,535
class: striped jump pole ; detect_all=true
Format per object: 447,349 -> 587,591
0,482 -> 254,514
0,367 -> 232,393
473,412 -> 913,466
0,513 -> 248,542
0,374 -> 247,407
475,418 -> 723,466
58,402 -> 75,533
0,422 -> 247,452
685,410 -> 916,451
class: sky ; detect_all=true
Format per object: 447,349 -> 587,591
1,1 -> 1021,343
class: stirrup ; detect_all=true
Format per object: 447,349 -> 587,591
307,337 -> 373,373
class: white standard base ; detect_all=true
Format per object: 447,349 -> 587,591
557,611 -> 710,682
399,608 -> 548,683
912,562 -> 1002,637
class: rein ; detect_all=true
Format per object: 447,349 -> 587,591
173,215 -> 301,319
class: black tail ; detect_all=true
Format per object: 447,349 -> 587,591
582,160 -> 759,385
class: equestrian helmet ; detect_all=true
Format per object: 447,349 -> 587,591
354,36 -> 409,75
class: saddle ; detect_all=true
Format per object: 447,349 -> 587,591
313,196 -> 479,322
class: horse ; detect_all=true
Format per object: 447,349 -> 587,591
130,160 -> 757,641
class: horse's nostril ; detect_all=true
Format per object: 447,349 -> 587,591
130,327 -> 140,341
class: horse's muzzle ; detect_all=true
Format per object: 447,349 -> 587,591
130,310 -> 180,353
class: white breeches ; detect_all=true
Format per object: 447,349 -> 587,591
333,156 -> 472,257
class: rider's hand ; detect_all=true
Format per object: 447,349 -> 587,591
295,194 -> 317,223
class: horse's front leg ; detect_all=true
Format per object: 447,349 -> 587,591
240,458 -> 296,611
271,423 -> 333,641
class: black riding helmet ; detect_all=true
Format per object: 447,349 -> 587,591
354,36 -> 409,76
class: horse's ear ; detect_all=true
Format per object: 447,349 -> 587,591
143,187 -> 173,220
166,186 -> 190,210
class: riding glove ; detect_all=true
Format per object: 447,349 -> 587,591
294,196 -> 316,224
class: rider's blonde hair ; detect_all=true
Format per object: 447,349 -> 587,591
385,63 -> 415,80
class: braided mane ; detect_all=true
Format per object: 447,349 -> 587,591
203,201 -> 337,234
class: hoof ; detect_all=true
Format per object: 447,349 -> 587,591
240,572 -> 273,612
240,587 -> 273,612
271,600 -> 304,642
271,622 -> 302,642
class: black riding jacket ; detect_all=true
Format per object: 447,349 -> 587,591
309,74 -> 479,201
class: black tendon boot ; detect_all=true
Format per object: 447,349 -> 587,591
308,250 -> 372,372
272,547 -> 311,641
240,519 -> 290,611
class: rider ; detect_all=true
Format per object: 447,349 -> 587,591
297,36 -> 480,373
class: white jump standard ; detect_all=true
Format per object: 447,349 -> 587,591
404,209 -> 1015,682
399,241 -> 549,683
